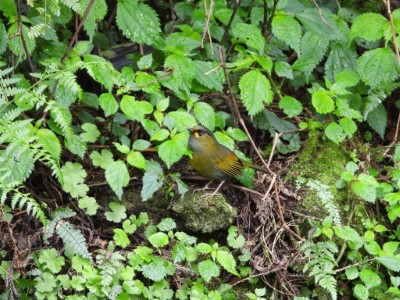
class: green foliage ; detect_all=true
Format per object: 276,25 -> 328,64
2,0 -> 400,298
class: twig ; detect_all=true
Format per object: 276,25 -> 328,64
261,0 -> 268,36
334,258 -> 374,273
274,181 -> 304,241
265,0 -> 280,39
201,0 -> 214,54
16,0 -> 36,80
384,0 -> 400,65
383,111 -> 400,156
311,0 -> 333,29
218,46 -> 272,173
221,0 -> 240,44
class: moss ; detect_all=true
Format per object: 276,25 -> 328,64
172,191 -> 237,233
287,132 -> 348,221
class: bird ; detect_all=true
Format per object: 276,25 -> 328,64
188,125 -> 269,193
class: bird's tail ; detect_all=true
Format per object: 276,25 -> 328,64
243,161 -> 270,174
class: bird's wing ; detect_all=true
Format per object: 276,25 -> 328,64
214,151 -> 243,178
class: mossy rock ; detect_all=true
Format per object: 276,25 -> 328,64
287,132 -> 349,222
172,191 -> 237,233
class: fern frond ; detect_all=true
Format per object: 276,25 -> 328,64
56,221 -> 91,260
8,189 -> 47,224
44,208 -> 76,242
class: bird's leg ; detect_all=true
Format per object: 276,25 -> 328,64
193,180 -> 214,193
201,180 -> 226,198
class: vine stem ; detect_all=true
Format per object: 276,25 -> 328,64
384,0 -> 400,65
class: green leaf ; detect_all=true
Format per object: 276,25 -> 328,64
226,127 -> 249,142
198,259 -> 220,282
279,96 -> 303,117
36,128 -> 61,162
113,142 -> 130,154
0,0 -> 17,17
351,13 -> 387,41
239,69 -> 273,117
375,256 -> 400,272
99,93 -> 118,116
90,149 -> 114,169
164,111 -> 197,132
84,54 -> 122,92
335,70 -> 360,88
352,174 -> 378,203
325,122 -> 346,144
196,243 -> 213,254
356,48 -> 399,89
334,225 -> 361,242
158,133 -> 188,168
216,250 -> 238,276
156,97 -> 170,112
105,161 -> 130,199
78,196 -> 99,216
149,232 -> 169,248
151,129 -> 170,142
157,218 -> 176,231
354,284 -> 369,300
127,151 -> 146,169
120,95 -> 154,122
135,72 -> 160,94
141,160 -> 164,201
141,257 -> 169,281
194,102 -> 215,131
193,61 -> 224,92
132,139 -> 151,151
366,104 -> 387,138
345,266 -> 359,280
312,90 -> 335,114
275,61 -> 293,79
272,13 -> 302,53
359,269 -> 381,288
137,53 -> 153,70
105,201 -> 127,223
114,228 -> 130,248
232,23 -> 265,52
79,0 -> 107,40
61,162 -> 89,198
116,1 -> 161,45
80,123 -> 100,143
339,118 -> 357,137
35,272 -> 56,293
162,54 -> 194,94
38,248 -> 65,273
325,43 -> 357,82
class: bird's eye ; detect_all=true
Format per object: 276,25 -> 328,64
198,131 -> 204,137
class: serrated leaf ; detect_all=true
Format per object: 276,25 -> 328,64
325,122 -> 346,144
352,181 -> 377,203
151,129 -> 170,142
163,111 -> 197,131
232,23 -> 264,52
99,93 -> 118,116
135,72 -> 160,94
325,43 -> 357,82
132,139 -> 151,151
105,161 -> 130,199
80,123 -> 100,143
239,69 -> 272,116
157,218 -> 176,231
356,48 -> 399,89
360,269 -> 382,288
105,201 -> 127,223
279,96 -> 303,117
366,104 -> 387,138
116,1 -> 161,45
351,13 -> 387,41
114,228 -> 130,248
354,284 -> 369,300
272,13 -> 302,53
216,250 -> 238,276
84,54 -> 121,92
149,232 -> 169,248
141,160 -> 164,201
193,61 -> 224,92
339,117 -> 357,136
194,102 -> 215,131
141,257 -> 168,282
275,61 -> 293,79
127,151 -> 146,169
78,196 -> 99,216
345,266 -> 359,280
375,256 -> 400,272
198,259 -> 220,282
90,149 -> 114,169
120,95 -> 154,122
158,133 -> 188,168
312,90 -> 335,114
156,97 -> 170,112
